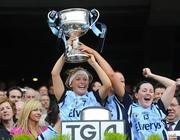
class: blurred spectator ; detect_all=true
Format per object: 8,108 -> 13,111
38,85 -> 48,96
0,97 -> 16,140
0,90 -> 6,98
167,96 -> 180,128
11,99 -> 47,139
6,87 -> 23,103
154,83 -> 166,102
24,87 -> 40,101
40,94 -> 50,111
39,94 -> 50,127
166,95 -> 180,140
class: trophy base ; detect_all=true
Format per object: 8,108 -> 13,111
65,53 -> 88,63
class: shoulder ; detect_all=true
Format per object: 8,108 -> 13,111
58,90 -> 73,103
87,91 -> 96,96
0,129 -> 12,139
122,92 -> 133,110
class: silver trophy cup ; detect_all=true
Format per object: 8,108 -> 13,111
48,8 -> 100,63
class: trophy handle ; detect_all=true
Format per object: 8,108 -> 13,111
89,9 -> 100,29
47,10 -> 61,37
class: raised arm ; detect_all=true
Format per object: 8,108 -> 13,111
87,53 -> 111,100
143,68 -> 176,109
51,54 -> 65,101
79,43 -> 125,98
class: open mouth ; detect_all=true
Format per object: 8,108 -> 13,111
78,85 -> 86,89
144,97 -> 151,101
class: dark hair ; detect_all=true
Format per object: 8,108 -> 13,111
133,81 -> 153,93
90,81 -> 102,91
6,86 -> 23,97
154,83 -> 166,90
45,103 -> 59,126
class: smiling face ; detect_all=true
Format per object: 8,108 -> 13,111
70,74 -> 89,96
0,101 -> 14,121
29,105 -> 43,123
135,83 -> 154,108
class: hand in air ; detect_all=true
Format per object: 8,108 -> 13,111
143,68 -> 152,78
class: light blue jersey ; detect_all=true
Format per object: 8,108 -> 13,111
58,90 -> 102,121
37,126 -> 58,140
128,102 -> 168,140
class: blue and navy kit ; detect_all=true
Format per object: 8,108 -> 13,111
105,95 -> 124,120
123,92 -> 168,140
58,90 -> 102,121
104,93 -> 132,139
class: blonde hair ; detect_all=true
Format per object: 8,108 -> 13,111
65,67 -> 93,89
17,99 -> 42,133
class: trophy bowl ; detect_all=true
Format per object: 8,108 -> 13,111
47,8 -> 100,63
59,8 -> 99,63
58,8 -> 96,63
59,8 -> 90,37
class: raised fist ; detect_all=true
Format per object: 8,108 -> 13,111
142,68 -> 152,78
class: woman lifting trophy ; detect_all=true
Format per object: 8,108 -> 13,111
47,8 -> 106,63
